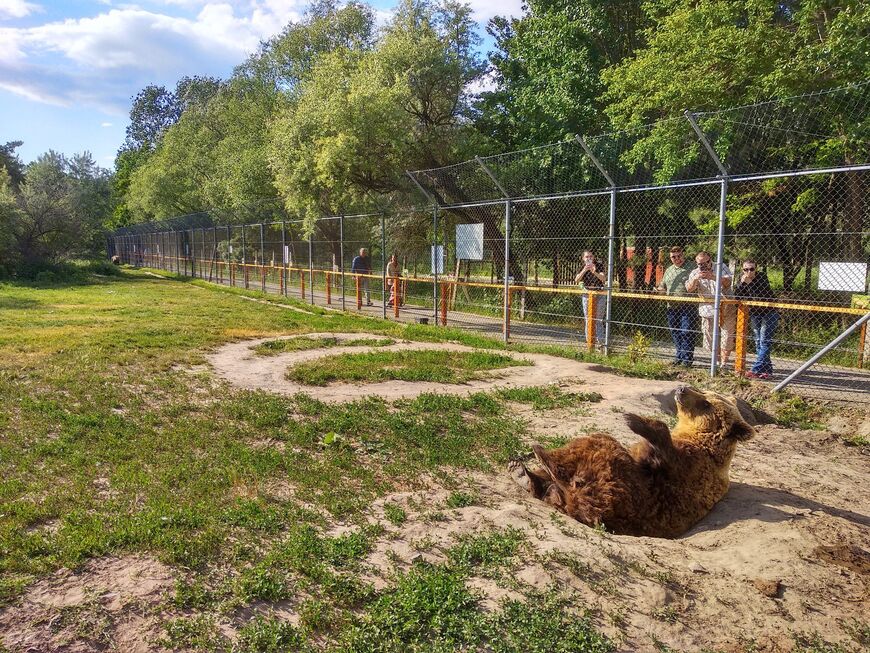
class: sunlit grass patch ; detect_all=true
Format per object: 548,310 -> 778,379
254,335 -> 395,356
285,349 -> 532,386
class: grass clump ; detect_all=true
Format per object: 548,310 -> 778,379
496,385 -> 602,410
254,336 -> 394,356
447,527 -> 525,571
446,490 -> 479,509
286,350 -> 530,386
236,615 -> 311,653
383,503 -> 407,526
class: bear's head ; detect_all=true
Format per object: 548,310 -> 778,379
673,386 -> 755,444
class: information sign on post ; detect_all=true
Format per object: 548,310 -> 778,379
456,223 -> 484,261
818,262 -> 868,293
431,245 -> 444,275
283,245 -> 290,265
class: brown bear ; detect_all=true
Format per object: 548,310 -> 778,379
510,386 -> 755,538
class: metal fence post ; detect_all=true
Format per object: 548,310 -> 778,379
308,231 -> 314,304
576,135 -> 617,354
339,214 -> 346,311
686,110 -> 730,376
259,223 -> 266,292
433,205 -> 438,324
381,212 -> 387,320
241,226 -> 248,289
503,200 -> 511,343
281,220 -> 287,297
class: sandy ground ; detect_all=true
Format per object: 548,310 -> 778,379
3,336 -> 867,652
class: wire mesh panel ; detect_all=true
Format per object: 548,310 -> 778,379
726,171 -> 869,395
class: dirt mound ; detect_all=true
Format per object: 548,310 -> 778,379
0,556 -> 174,653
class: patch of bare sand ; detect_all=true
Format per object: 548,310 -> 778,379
0,556 -> 174,653
205,333 -> 683,404
361,413 -> 869,651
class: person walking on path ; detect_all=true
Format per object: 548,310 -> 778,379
686,251 -> 736,369
734,259 -> 779,379
574,250 -> 606,347
656,246 -> 696,366
351,248 -> 373,306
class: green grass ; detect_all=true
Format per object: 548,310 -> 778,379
254,335 -> 395,356
285,349 -> 532,386
496,385 -> 603,409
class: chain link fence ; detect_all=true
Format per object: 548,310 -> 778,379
111,82 -> 870,402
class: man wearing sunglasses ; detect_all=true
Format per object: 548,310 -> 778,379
734,259 -> 779,379
686,251 -> 736,369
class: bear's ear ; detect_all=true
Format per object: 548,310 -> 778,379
728,420 -> 755,441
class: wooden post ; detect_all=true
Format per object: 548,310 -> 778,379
279,264 -> 284,294
734,302 -> 749,374
326,272 -> 331,304
300,269 -> 305,299
394,273 -> 400,318
586,291 -> 596,351
261,263 -> 266,292
356,275 -> 362,310
440,282 -> 449,325
858,321 -> 867,369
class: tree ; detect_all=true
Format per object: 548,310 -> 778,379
478,0 -> 647,149
0,141 -> 25,189
602,0 -> 869,274
0,151 -> 111,268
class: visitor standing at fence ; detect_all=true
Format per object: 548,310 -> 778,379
352,248 -> 373,306
657,246 -> 696,366
574,250 -> 606,347
686,251 -> 736,369
386,254 -> 402,307
734,259 -> 779,379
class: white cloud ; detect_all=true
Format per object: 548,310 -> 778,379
101,121 -> 113,127
465,0 -> 523,23
0,0 -> 40,20
0,3 -> 304,112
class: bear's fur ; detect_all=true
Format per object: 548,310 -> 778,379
510,386 -> 755,538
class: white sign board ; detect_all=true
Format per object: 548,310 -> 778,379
283,245 -> 290,265
228,245 -> 233,254
818,262 -> 867,292
456,223 -> 484,261
431,245 -> 444,275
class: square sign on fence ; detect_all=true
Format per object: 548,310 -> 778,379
283,245 -> 290,265
456,223 -> 484,261
431,245 -> 444,275
818,262 -> 868,293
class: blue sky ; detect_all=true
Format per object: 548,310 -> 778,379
0,0 -> 518,169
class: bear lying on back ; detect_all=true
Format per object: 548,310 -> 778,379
510,386 -> 755,538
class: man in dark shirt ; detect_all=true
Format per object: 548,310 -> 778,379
734,259 -> 779,379
351,248 -> 373,306
574,250 -> 606,346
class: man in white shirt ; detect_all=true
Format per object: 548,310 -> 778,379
686,251 -> 736,369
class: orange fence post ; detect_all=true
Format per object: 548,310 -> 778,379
326,272 -> 331,304
356,275 -> 362,310
586,292 -> 597,351
858,321 -> 867,370
393,274 -> 400,318
300,269 -> 305,298
441,282 -> 449,325
734,302 -> 749,374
